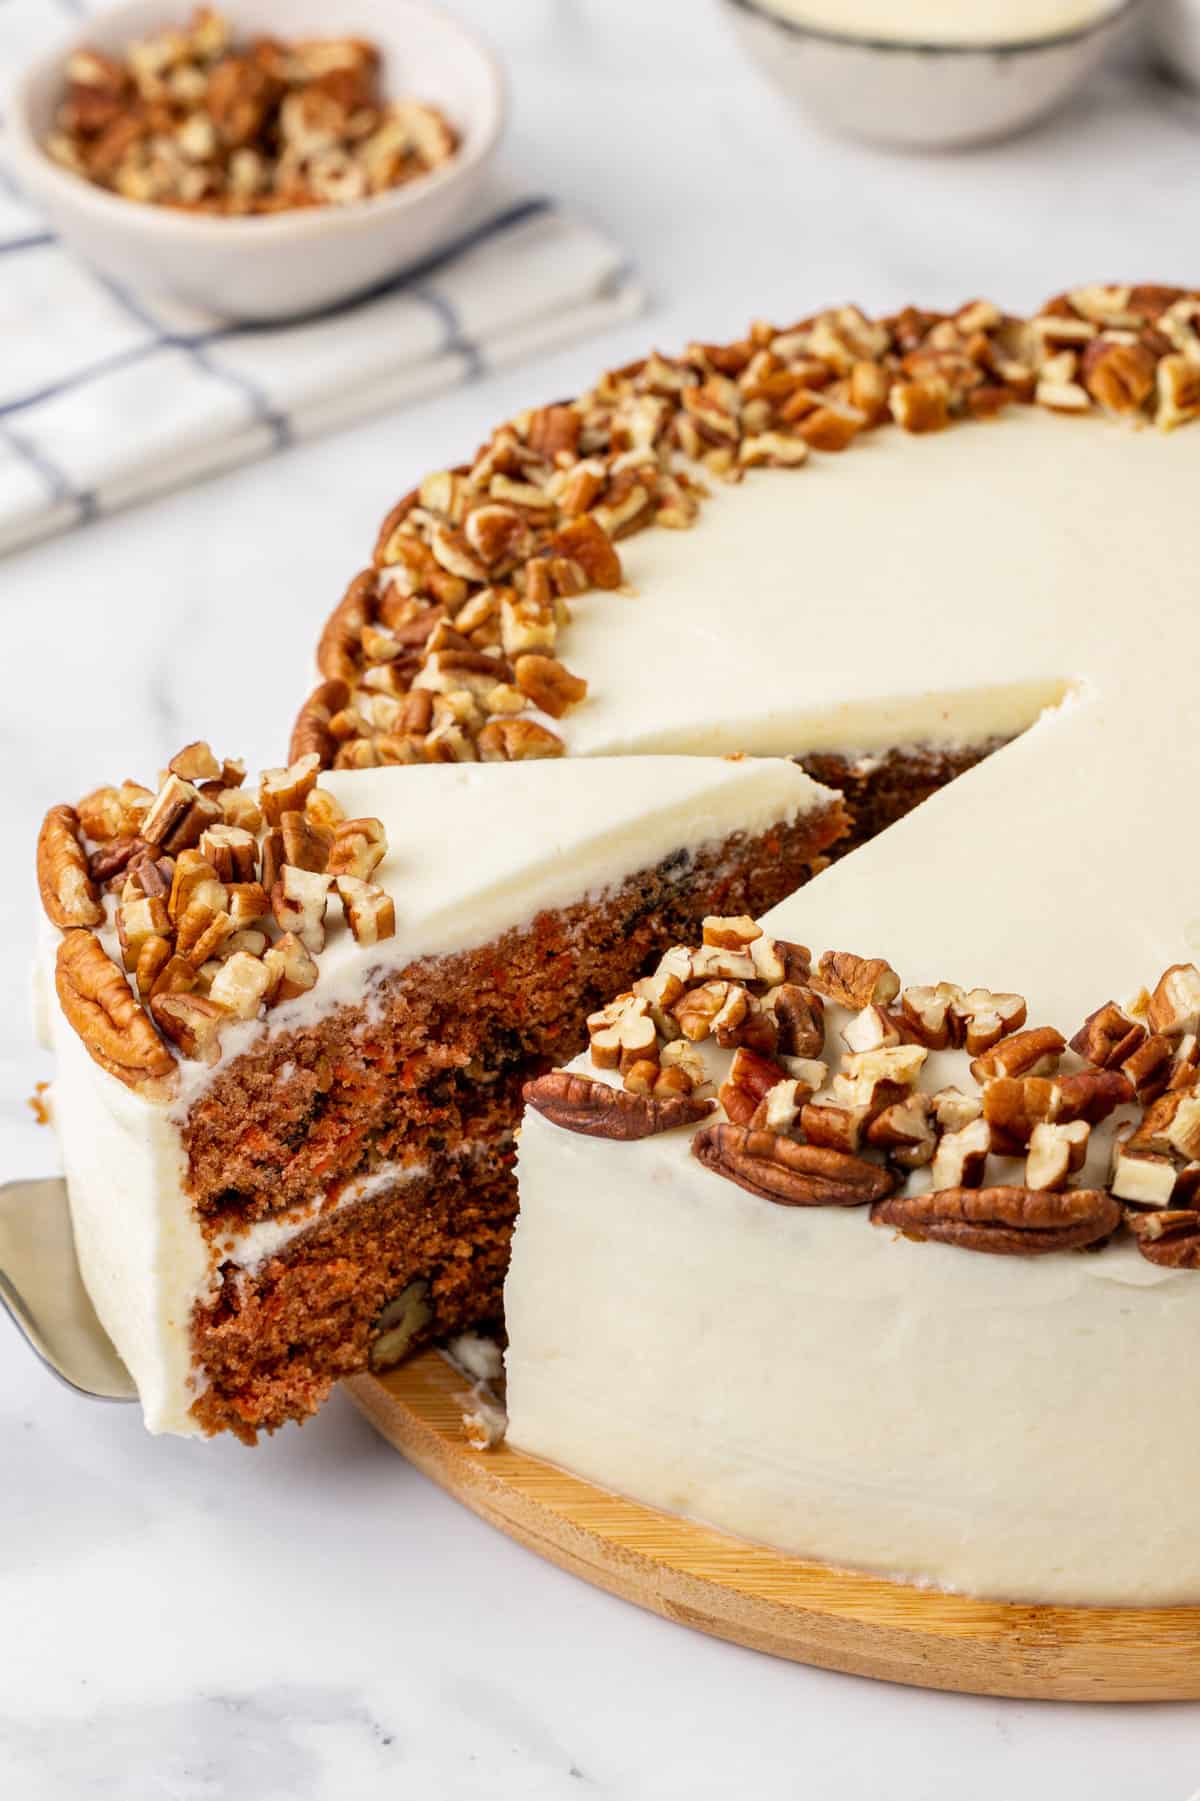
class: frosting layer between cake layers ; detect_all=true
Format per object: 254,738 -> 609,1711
35,755 -> 829,1434
505,411 -> 1200,1607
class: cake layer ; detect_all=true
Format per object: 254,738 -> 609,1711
192,1139 -> 516,1442
504,403 -> 1200,1607
38,754 -> 839,1434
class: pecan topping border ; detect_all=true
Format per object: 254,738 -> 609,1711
871,1185 -> 1121,1256
524,1070 -> 714,1140
692,1123 -> 896,1209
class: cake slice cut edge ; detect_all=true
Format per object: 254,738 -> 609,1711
34,747 -> 846,1439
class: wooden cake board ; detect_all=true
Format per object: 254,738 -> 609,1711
346,1351 -> 1200,1702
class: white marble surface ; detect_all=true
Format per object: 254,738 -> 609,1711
4,3 -> 1200,1794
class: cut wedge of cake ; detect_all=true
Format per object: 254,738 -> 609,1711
34,749 -> 843,1438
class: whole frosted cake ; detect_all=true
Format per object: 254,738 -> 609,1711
35,277 -> 1200,1592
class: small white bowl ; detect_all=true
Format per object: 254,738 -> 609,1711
721,0 -> 1138,149
5,0 -> 506,321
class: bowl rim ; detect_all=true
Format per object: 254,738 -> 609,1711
4,0 -> 506,242
722,0 -> 1139,57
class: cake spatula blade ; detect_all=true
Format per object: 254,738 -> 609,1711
0,1177 -> 136,1402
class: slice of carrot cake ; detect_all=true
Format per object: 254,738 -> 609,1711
33,744 -> 844,1439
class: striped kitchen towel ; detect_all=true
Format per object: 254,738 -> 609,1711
0,6 -> 642,558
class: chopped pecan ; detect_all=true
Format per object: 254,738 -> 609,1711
271,866 -> 332,953
335,875 -> 396,945
749,936 -> 811,987
810,951 -> 899,1010
524,1069 -> 713,1139
931,1086 -> 982,1133
692,1122 -> 895,1207
1069,1001 -> 1145,1069
168,851 -> 226,925
262,932 -> 318,1006
1126,1210 -> 1200,1268
1110,1129 -> 1179,1208
1166,1091 -> 1200,1161
1147,963 -> 1200,1037
279,810 -> 328,874
1082,340 -> 1156,415
702,914 -> 761,951
748,1076 -> 808,1134
929,1115 -> 991,1189
199,824 -> 258,884
140,774 -> 219,855
866,1093 -> 936,1168
588,993 -> 658,1071
659,1038 -> 712,1095
326,817 -> 387,880
1122,1031 -> 1175,1101
513,654 -> 587,719
770,983 -> 825,1058
56,930 -> 175,1091
149,991 -> 226,1065
955,987 -> 1027,1056
801,1101 -> 867,1154
673,979 -> 747,1045
38,805 -> 103,929
1026,1120 -> 1090,1191
116,892 -> 172,968
208,951 -> 271,1021
476,718 -> 565,761
898,982 -> 961,1050
720,1047 -> 789,1126
970,1026 -> 1065,1084
872,1185 -> 1120,1255
167,741 -> 222,784
259,754 -> 321,826
840,1005 -> 901,1055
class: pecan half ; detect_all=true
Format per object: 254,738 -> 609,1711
871,1185 -> 1120,1255
1126,1209 -> 1200,1268
56,930 -> 175,1092
289,678 -> 351,766
524,1070 -> 713,1139
38,805 -> 103,929
691,1123 -> 895,1207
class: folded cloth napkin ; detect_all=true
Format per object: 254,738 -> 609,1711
0,8 -> 642,558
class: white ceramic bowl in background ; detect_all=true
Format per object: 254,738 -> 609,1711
1147,0 -> 1200,87
720,0 -> 1140,150
5,0 -> 505,321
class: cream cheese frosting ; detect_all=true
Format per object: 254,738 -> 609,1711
36,754 -> 827,1432
504,409 -> 1200,1607
750,0 -> 1123,45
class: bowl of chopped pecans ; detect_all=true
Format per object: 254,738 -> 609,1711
7,0 -> 505,320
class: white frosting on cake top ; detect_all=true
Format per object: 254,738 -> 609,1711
551,408 -> 1174,759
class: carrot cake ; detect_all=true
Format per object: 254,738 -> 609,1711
33,748 -> 841,1438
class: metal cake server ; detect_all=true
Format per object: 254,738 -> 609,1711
0,1177 -> 136,1402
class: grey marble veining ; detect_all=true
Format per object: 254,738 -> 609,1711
4,3 -> 1200,1795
